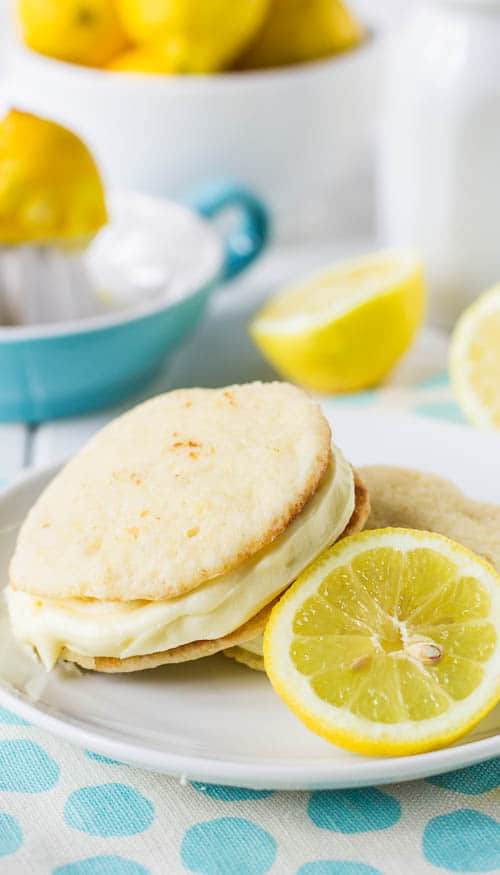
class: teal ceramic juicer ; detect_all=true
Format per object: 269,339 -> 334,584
0,110 -> 268,422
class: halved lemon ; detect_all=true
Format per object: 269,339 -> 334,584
250,250 -> 426,393
450,284 -> 500,429
264,528 -> 500,756
0,110 -> 107,244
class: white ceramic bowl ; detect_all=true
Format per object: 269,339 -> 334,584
4,38 -> 379,239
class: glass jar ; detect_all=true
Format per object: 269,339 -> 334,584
378,0 -> 500,328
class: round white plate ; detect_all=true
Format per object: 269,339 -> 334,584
1,409 -> 499,790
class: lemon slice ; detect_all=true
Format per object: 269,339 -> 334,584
250,251 -> 425,393
264,528 -> 500,756
450,284 -> 500,429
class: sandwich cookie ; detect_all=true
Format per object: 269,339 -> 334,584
224,469 -> 369,671
7,382 -> 369,672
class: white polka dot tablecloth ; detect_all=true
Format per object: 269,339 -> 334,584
0,242 -> 498,874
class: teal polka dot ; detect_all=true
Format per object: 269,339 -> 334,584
428,759 -> 500,795
85,751 -> 124,765
423,809 -> 500,872
298,864 -> 382,875
0,813 -> 22,857
191,783 -> 273,801
181,817 -> 276,874
308,789 -> 401,833
0,740 -> 59,792
416,370 -> 449,389
0,707 -> 30,726
414,400 -> 465,424
53,857 -> 149,875
64,784 -> 154,836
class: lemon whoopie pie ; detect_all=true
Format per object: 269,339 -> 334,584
7,382 -> 369,673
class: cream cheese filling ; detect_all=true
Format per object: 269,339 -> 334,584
6,443 -> 355,670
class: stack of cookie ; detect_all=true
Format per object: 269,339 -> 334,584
6,382 -> 369,672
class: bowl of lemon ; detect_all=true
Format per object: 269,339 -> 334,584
5,0 -> 377,237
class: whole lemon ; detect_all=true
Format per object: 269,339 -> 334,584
107,42 -> 177,72
0,110 -> 107,244
236,0 -> 364,70
116,0 -> 270,72
18,0 -> 129,67
107,43 -> 178,72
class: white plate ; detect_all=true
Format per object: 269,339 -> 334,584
1,409 -> 499,790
